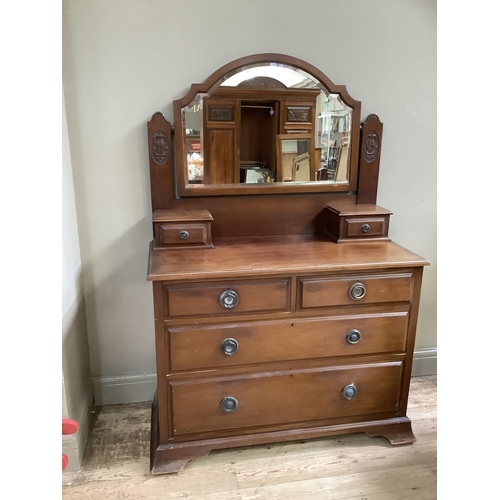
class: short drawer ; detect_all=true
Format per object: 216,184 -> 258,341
345,217 -> 388,238
152,209 -> 214,249
164,279 -> 291,318
299,273 -> 412,309
170,361 -> 403,436
323,204 -> 392,243
157,222 -> 212,248
168,312 -> 409,371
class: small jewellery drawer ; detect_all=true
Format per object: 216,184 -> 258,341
323,203 -> 391,242
158,222 -> 211,247
164,279 -> 291,318
299,273 -> 412,309
345,217 -> 388,238
152,209 -> 214,248
170,362 -> 403,436
168,312 -> 409,371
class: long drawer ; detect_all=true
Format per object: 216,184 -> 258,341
299,272 -> 412,309
167,312 -> 409,371
164,279 -> 291,318
170,361 -> 403,436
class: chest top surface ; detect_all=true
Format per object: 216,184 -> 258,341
147,234 -> 429,282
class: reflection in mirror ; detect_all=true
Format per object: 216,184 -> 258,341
316,95 -> 351,182
221,65 -> 319,89
276,135 -> 312,182
183,94 -> 204,183
181,64 -> 353,187
241,161 -> 276,183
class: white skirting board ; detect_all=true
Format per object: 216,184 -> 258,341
92,348 -> 437,406
411,348 -> 437,377
93,372 -> 158,406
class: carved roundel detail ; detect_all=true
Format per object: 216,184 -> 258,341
362,131 -> 379,163
151,131 -> 169,165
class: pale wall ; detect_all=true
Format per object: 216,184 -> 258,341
62,0 -> 437,404
62,90 -> 93,469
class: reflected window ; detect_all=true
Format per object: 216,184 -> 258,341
182,94 -> 205,183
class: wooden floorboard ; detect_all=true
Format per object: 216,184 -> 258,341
62,375 -> 437,499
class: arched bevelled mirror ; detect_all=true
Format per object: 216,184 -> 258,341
173,54 -> 361,196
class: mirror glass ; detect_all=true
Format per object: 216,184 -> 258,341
277,135 -> 311,182
181,63 -> 353,187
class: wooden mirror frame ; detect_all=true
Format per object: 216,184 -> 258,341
173,53 -> 361,197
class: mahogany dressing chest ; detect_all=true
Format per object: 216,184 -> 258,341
146,54 -> 429,474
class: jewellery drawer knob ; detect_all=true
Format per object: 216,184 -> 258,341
346,329 -> 361,344
220,396 -> 238,412
178,230 -> 190,240
341,384 -> 357,400
220,338 -> 239,355
361,224 -> 371,233
349,283 -> 366,300
219,290 -> 239,309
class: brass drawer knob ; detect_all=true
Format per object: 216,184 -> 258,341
219,290 -> 239,309
361,224 -> 371,233
178,230 -> 190,240
346,329 -> 361,344
349,282 -> 366,300
220,338 -> 239,355
341,384 -> 357,400
220,396 -> 238,412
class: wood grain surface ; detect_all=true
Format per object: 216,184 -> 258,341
148,235 -> 429,282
